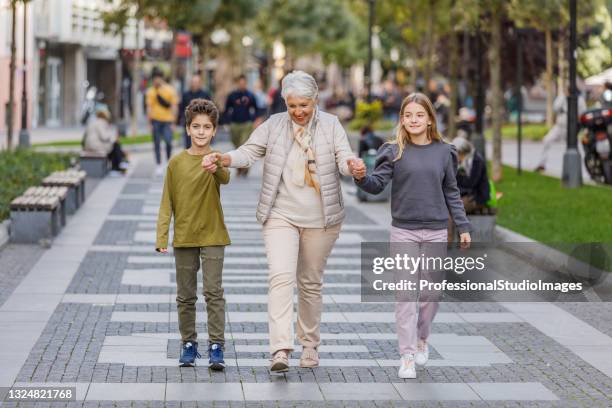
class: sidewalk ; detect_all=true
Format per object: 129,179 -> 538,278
0,143 -> 610,405
487,140 -> 593,183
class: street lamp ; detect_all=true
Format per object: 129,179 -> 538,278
472,21 -> 486,160
365,0 -> 375,102
515,27 -> 525,175
18,1 -> 29,148
561,0 -> 582,188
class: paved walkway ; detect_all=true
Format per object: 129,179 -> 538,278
0,143 -> 611,406
486,140 -> 593,183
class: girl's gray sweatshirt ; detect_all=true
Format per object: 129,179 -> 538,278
355,141 -> 472,234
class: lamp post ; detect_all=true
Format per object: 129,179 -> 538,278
19,0 -> 30,148
366,0 -> 374,102
472,21 -> 486,160
515,28 -> 524,175
561,0 -> 582,188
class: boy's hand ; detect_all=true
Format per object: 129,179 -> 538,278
202,152 -> 221,173
157,248 -> 168,253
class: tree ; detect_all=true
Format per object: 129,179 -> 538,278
484,0 -> 506,182
256,0 -> 367,69
6,0 -> 17,150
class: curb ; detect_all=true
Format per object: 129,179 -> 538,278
0,220 -> 10,249
495,225 -> 609,284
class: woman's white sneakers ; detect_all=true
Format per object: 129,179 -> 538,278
415,340 -> 429,366
398,354 -> 416,379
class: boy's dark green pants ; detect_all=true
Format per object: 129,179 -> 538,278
174,246 -> 225,347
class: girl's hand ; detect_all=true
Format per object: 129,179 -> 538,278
459,232 -> 471,249
348,158 -> 366,180
157,248 -> 168,253
202,152 -> 221,173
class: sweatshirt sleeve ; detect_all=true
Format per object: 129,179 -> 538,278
226,118 -> 269,168
213,165 -> 230,185
443,145 -> 471,234
354,144 -> 394,195
156,166 -> 173,249
332,117 -> 357,176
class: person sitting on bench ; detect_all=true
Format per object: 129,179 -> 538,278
451,136 -> 489,214
83,104 -> 128,174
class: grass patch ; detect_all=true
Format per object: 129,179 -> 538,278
34,133 -> 181,148
0,149 -> 76,221
485,123 -> 549,141
495,165 -> 611,270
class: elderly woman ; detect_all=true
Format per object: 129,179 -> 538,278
202,71 -> 359,372
83,105 -> 127,174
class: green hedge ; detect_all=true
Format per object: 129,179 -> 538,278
0,149 -> 76,221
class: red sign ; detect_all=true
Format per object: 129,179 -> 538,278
175,33 -> 192,58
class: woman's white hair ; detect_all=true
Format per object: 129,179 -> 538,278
281,70 -> 318,101
452,136 -> 474,155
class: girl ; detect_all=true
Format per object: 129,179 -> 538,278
352,92 -> 471,379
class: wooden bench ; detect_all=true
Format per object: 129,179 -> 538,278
10,194 -> 61,244
42,169 -> 86,214
23,186 -> 69,227
79,152 -> 109,178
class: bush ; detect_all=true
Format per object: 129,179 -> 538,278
348,100 -> 396,131
0,149 -> 76,221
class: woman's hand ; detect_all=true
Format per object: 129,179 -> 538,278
348,158 -> 366,180
202,152 -> 222,173
459,232 -> 471,249
157,248 -> 168,253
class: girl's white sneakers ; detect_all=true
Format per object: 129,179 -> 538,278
398,353 -> 417,379
415,340 -> 429,366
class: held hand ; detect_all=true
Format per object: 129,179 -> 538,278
459,232 -> 471,249
157,248 -> 168,253
202,152 -> 221,173
348,158 -> 366,180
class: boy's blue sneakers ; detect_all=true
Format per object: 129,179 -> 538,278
179,341 -> 201,367
209,343 -> 225,370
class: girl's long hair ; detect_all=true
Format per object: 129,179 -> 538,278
389,92 -> 444,161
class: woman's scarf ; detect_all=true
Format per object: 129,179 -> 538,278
290,111 -> 321,194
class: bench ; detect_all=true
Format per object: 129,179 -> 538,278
23,186 -> 69,227
79,152 -> 109,178
42,170 -> 86,214
10,194 -> 61,244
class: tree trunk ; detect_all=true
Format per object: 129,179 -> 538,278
131,19 -> 142,137
7,1 -> 17,150
545,28 -> 554,127
170,28 -> 178,84
448,26 -> 459,139
213,49 -> 235,108
489,3 -> 503,182
557,29 -> 566,96
423,0 -> 436,89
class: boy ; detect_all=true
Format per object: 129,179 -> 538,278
156,99 -> 230,369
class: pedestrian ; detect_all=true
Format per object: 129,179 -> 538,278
358,125 -> 384,158
452,136 -> 490,214
82,104 -> 128,175
535,88 -> 586,172
253,79 -> 269,123
223,75 -> 259,177
146,67 -> 179,175
201,70 -> 358,373
178,73 -> 211,149
155,98 -> 231,369
351,92 -> 471,379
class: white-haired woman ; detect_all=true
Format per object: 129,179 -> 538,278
202,71 -> 360,372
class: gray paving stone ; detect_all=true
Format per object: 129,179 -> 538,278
468,382 -> 559,401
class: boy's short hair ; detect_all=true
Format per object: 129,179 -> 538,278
185,98 -> 219,128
